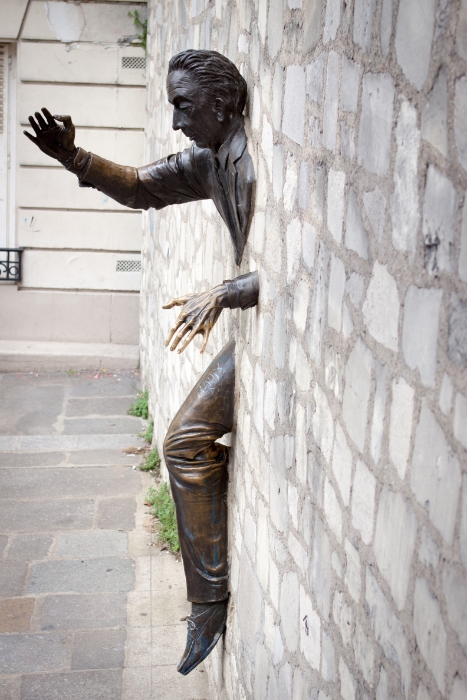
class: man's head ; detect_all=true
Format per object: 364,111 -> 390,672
167,50 -> 247,151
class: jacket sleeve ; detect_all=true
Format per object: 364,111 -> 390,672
65,146 -> 209,210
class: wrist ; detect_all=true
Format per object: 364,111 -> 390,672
215,283 -> 230,308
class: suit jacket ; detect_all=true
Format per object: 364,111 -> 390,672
76,126 -> 255,266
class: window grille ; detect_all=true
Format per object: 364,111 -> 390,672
122,56 -> 146,70
0,45 -> 5,134
116,260 -> 141,272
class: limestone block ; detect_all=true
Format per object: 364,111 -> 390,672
262,116 -> 274,176
244,509 -> 257,560
380,0 -> 393,57
310,515 -> 332,621
339,657 -> 357,700
341,123 -> 356,161
341,57 -> 360,113
418,527 -> 439,569
327,169 -> 346,244
294,280 -> 310,334
395,0 -> 435,90
345,188 -> 369,259
303,222 -> 317,271
460,198 -> 467,283
363,188 -> 387,242
365,567 -> 411,698
323,0 -> 341,44
299,161 -> 309,211
251,85 -> 261,131
241,350 -> 253,410
413,577 -> 446,694
279,664 -> 292,700
254,642 -> 270,698
353,0 -> 376,51
388,378 -> 415,481
374,486 -> 417,610
296,344 -> 312,392
352,460 -> 376,545
344,539 -> 361,602
328,254 -> 346,332
457,0 -> 467,60
461,476 -> 467,571
0,0 -> 28,39
264,209 -> 283,276
282,66 -> 306,146
346,273 -> 364,310
325,346 -> 344,401
264,379 -> 277,431
306,53 -> 324,104
312,384 -> 334,464
357,72 -> 394,177
272,62 -> 283,132
411,400 -> 461,545
455,77 -> 467,172
402,286 -> 443,387
423,165 -> 458,275
370,360 -> 388,465
321,630 -> 336,682
324,478 -> 342,542
448,293 -> 467,366
323,52 -> 340,152
454,393 -> 467,450
362,262 -> 399,350
391,98 -> 420,254
237,549 -> 263,651
299,586 -> 320,669
332,422 -> 352,507
342,339 -> 373,453
280,571 -> 300,653
451,677 -> 467,700
267,0 -> 284,59
333,590 -> 353,647
312,162 -> 326,224
308,243 -> 330,364
303,0 -> 323,53
273,144 -> 284,200
295,403 -> 308,484
353,621 -> 374,686
287,218 -> 301,280
439,373 -> 453,415
421,69 -> 448,157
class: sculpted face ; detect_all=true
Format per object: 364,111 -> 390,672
167,70 -> 227,151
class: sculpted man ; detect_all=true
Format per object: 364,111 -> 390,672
25,49 -> 259,674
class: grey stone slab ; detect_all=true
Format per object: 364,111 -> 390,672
29,557 -> 135,594
41,592 -> 127,630
151,624 -> 186,665
63,417 -> 143,435
96,498 -> 136,531
18,435 -> 79,451
56,531 -> 128,559
0,633 -> 70,674
7,534 -> 54,560
66,397 -> 136,418
0,436 -> 19,450
67,449 -> 138,467
76,434 -> 146,450
150,588 -> 189,627
149,665 -> 208,699
0,499 -> 94,534
0,467 -> 141,500
0,676 -> 20,700
0,534 -> 8,556
69,376 -> 139,398
0,386 -> 64,436
0,561 -> 28,597
0,452 -> 66,468
72,628 -> 126,670
20,669 -> 122,700
448,293 -> 467,366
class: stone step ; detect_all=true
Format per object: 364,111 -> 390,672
0,340 -> 139,372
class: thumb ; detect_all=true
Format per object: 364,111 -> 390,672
53,115 -> 73,128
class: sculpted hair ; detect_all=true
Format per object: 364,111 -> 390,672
168,50 -> 248,116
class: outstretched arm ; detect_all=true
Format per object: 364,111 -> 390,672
23,108 -> 77,163
163,271 -> 259,354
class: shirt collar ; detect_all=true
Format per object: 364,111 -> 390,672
214,117 -> 243,171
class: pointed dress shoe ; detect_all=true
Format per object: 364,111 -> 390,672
177,600 -> 228,675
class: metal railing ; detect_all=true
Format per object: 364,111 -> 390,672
0,248 -> 23,282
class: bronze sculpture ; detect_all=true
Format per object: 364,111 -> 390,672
24,49 -> 259,674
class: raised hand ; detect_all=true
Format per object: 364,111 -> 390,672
23,108 -> 76,163
163,284 -> 230,354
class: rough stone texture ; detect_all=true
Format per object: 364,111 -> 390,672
395,0 -> 435,90
423,165 -> 458,276
421,68 -> 448,157
413,577 -> 446,694
388,377 -> 414,479
357,72 -> 394,177
362,262 -> 399,351
342,339 -> 373,452
455,77 -> 467,172
402,286 -> 443,387
448,293 -> 467,366
282,66 -> 306,146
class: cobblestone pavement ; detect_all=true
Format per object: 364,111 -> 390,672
0,370 -> 209,700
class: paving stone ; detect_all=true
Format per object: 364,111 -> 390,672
76,434 -> 146,450
7,534 -> 54,560
150,623 -> 187,665
282,65 -> 306,146
41,592 -> 127,630
388,377 -> 414,479
395,0 -> 435,90
341,57 -> 360,112
150,587 -> 189,627
0,633 -> 70,674
29,557 -> 135,594
455,77 -> 467,172
413,577 -> 446,694
0,436 -> 19,450
353,0 -> 376,51
374,486 -> 417,610
411,400 -> 461,545
66,397 -> 134,417
322,51 -> 340,152
357,72 -> 394,176
20,669 -> 122,700
149,664 -> 209,700
69,376 -> 139,398
365,566 -> 411,697
391,98 -> 420,253
327,169 -> 346,244
72,628 -> 126,670
0,561 -> 28,597
306,53 -> 324,104
323,0 -> 340,43
56,531 -> 128,559
345,188 -> 369,259
402,286 -> 443,387
63,416 -> 143,435
351,460 -> 376,545
363,187 -> 386,241
0,451 -> 66,468
0,534 -> 8,556
421,68 -> 448,157
68,449 -> 138,467
0,598 -> 34,632
342,339 -> 373,452
0,499 -> 94,534
18,435 -> 78,451
448,293 -> 467,366
442,563 -> 467,655
423,165 -> 457,275
122,667 -> 151,700
362,262 -> 399,350
0,386 -> 64,437
0,677 -> 20,700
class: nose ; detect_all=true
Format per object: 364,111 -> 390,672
172,109 -> 182,131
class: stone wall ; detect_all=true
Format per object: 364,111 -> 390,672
141,0 -> 467,698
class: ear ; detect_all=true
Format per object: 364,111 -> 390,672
214,97 -> 226,122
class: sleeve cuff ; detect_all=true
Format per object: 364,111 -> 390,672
223,271 -> 259,310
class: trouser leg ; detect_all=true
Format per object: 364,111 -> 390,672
163,339 -> 235,603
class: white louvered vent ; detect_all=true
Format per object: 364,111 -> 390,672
116,260 -> 142,272
0,45 -> 5,135
122,56 -> 146,70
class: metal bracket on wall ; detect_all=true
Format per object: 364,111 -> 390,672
0,248 -> 23,282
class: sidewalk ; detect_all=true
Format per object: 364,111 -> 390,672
0,370 -> 209,700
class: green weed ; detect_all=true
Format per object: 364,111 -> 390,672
146,482 -> 180,553
128,390 -> 149,419
139,419 -> 154,444
128,10 -> 148,52
140,446 -> 161,473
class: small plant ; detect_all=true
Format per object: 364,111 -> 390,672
139,419 -> 154,444
128,390 -> 149,419
146,482 -> 180,552
128,9 -> 148,52
140,446 -> 161,473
